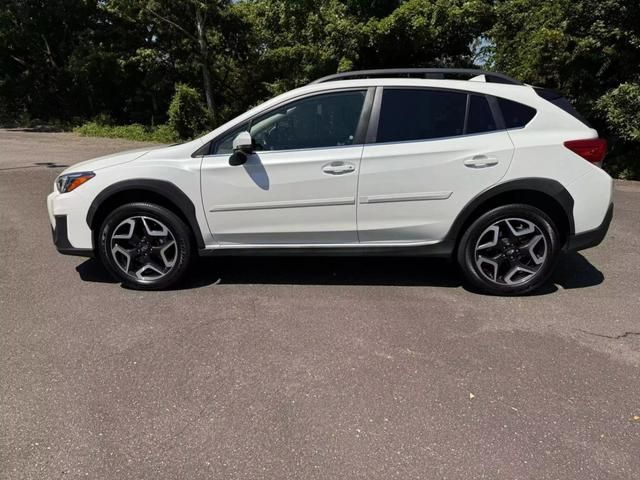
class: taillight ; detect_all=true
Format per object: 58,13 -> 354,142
564,138 -> 607,165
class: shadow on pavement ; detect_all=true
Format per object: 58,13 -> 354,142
76,256 -> 461,289
9,126 -> 66,133
34,162 -> 69,168
551,251 -> 604,289
76,259 -> 118,284
75,251 -> 603,293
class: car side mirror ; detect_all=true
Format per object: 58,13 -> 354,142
229,131 -> 253,166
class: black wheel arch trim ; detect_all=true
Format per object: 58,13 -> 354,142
86,179 -> 205,249
443,178 -> 575,249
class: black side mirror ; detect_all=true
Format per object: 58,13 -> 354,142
229,150 -> 248,166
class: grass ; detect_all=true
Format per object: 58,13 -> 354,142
73,122 -> 178,143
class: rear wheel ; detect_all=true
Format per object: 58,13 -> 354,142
98,202 -> 192,290
457,204 -> 560,295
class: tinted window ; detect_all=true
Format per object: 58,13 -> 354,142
497,98 -> 536,128
466,95 -> 496,134
377,89 -> 466,143
213,123 -> 249,154
249,90 -> 366,151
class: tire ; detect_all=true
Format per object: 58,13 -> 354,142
97,202 -> 193,290
457,204 -> 560,296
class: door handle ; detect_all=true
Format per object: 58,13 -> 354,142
322,162 -> 356,175
464,155 -> 498,168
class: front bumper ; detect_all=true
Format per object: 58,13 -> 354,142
565,203 -> 613,252
51,215 -> 94,257
48,187 -> 95,254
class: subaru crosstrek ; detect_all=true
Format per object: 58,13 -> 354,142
48,69 -> 613,295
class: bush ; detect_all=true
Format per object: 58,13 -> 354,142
596,83 -> 640,143
596,83 -> 640,180
74,122 -> 178,143
167,84 -> 210,140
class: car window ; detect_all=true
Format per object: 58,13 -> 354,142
377,89 -> 467,143
249,90 -> 366,151
497,98 -> 536,128
466,95 -> 497,134
213,123 -> 249,155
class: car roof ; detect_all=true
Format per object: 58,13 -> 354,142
288,78 -> 538,103
310,68 -> 523,85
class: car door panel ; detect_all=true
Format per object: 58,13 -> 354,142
201,146 -> 362,244
357,131 -> 514,243
200,89 -> 369,245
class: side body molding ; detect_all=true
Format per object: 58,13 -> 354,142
86,179 -> 205,249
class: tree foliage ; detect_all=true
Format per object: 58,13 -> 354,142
0,0 -> 639,177
167,83 -> 209,139
489,0 -> 640,177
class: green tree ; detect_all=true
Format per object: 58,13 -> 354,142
489,0 -> 640,178
107,0 -> 251,125
360,0 -> 493,69
167,83 -> 209,139
236,0 -> 493,100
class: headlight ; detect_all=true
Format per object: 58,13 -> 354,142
56,172 -> 95,193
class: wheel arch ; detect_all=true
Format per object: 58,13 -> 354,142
446,178 -> 575,252
86,179 -> 205,249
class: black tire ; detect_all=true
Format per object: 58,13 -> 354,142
98,202 -> 193,290
457,204 -> 560,296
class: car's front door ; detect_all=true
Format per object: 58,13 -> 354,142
357,88 -> 514,243
201,88 -> 371,245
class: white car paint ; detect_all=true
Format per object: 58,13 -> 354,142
357,130 -> 514,243
47,76 -> 613,254
201,145 -> 363,244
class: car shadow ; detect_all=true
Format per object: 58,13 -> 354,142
75,256 -> 461,289
551,251 -> 605,289
76,258 -> 118,284
75,251 -> 603,293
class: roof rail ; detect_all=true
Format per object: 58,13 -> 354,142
310,68 -> 522,86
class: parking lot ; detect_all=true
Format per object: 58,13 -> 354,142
1,129 -> 639,479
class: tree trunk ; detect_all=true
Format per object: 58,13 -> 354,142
195,8 -> 215,123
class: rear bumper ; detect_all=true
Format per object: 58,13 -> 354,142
566,203 -> 613,252
51,215 -> 94,257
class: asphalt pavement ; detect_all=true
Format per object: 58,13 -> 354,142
1,129 -> 639,479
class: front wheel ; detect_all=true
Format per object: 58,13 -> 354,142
98,202 -> 193,290
457,204 -> 560,295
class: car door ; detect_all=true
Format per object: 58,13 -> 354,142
201,88 -> 372,245
357,87 -> 514,243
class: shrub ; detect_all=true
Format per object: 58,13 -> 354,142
167,84 -> 210,140
596,83 -> 640,143
596,83 -> 640,180
74,122 -> 178,143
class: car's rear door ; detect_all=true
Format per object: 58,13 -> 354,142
201,88 -> 373,245
357,87 -> 514,243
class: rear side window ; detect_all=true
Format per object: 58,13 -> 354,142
377,89 -> 467,143
466,95 -> 497,134
497,98 -> 536,128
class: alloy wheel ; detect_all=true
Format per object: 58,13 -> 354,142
473,217 -> 548,286
109,216 -> 178,282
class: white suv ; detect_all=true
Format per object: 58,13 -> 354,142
48,69 -> 613,295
